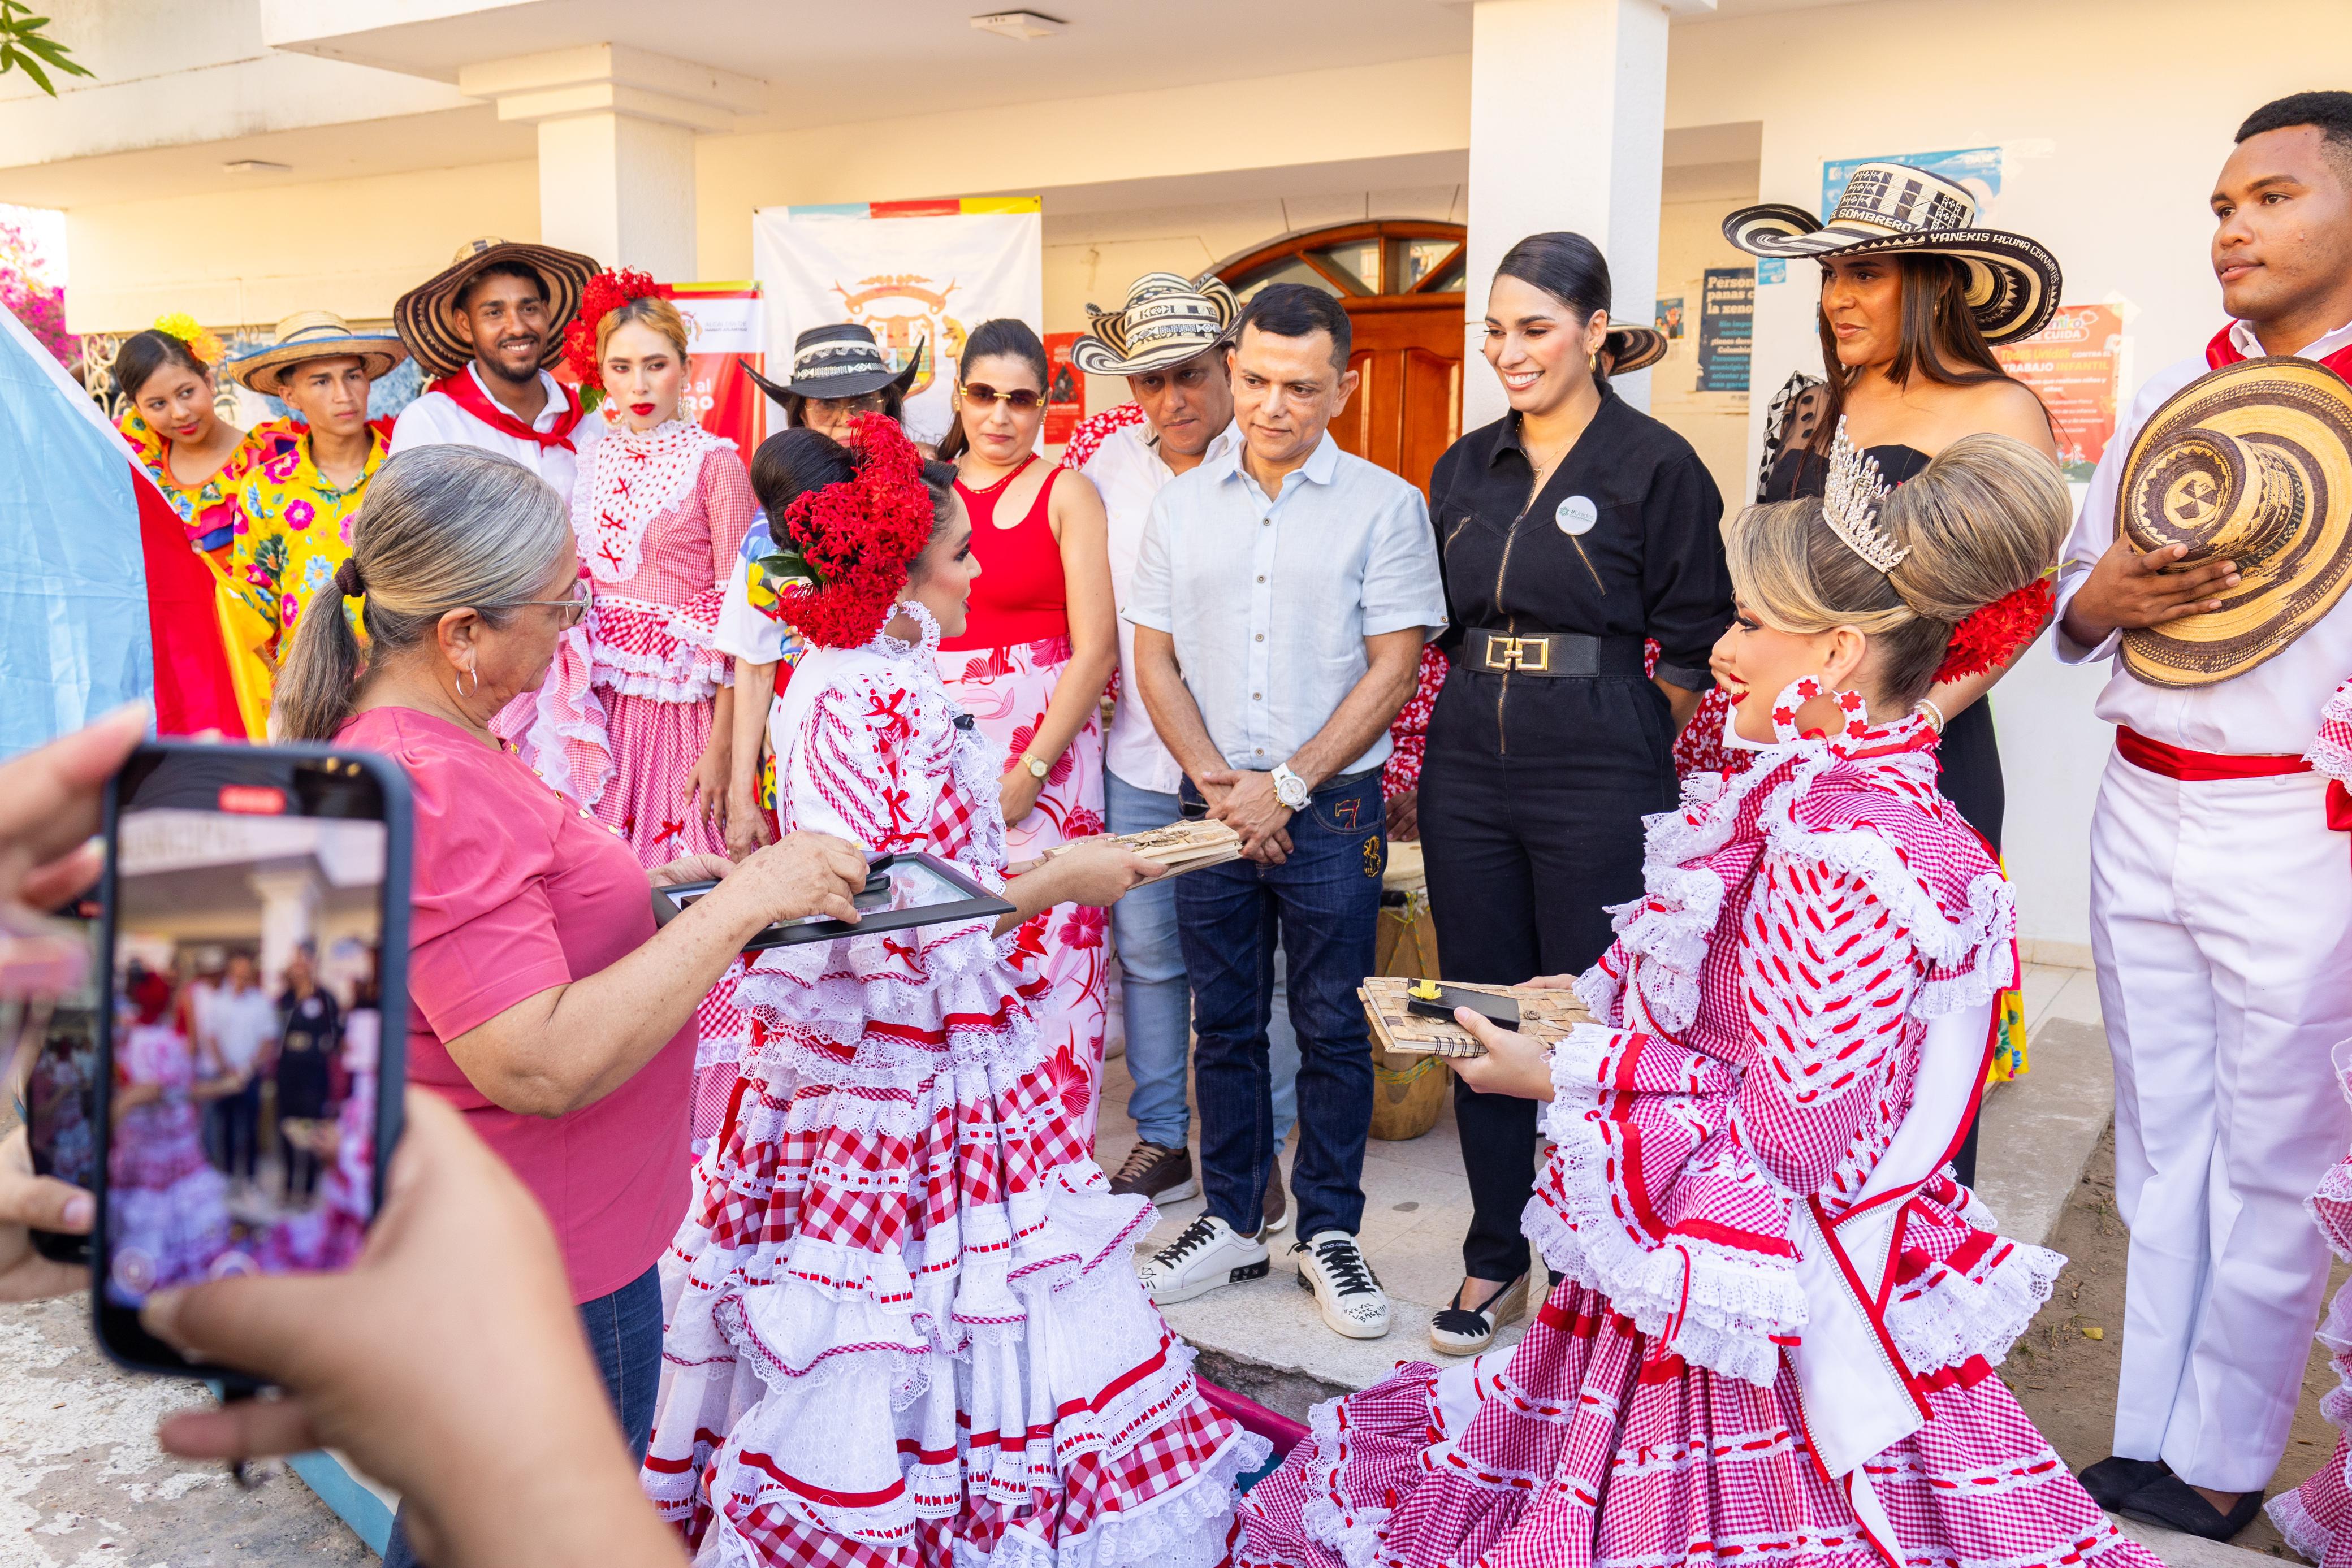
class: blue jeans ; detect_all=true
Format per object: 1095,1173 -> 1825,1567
1175,768 -> 1384,1241
1105,770 -> 1298,1151
381,1264 -> 662,1566
206,1077 -> 261,1180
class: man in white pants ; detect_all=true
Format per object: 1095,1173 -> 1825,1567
2055,91 -> 2352,1540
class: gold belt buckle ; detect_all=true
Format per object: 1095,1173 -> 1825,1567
1483,634 -> 1549,672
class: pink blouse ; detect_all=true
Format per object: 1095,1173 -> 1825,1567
339,705 -> 692,1303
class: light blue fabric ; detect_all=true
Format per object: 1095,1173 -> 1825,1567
1125,431 -> 1445,778
0,307 -> 153,757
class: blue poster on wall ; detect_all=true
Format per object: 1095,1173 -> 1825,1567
1821,146 -> 2003,220
1695,268 -> 1754,394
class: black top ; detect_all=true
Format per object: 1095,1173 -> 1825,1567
1761,442 -> 1931,501
1428,392 -> 1731,692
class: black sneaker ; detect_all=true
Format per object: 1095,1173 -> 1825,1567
2077,1456 -> 2167,1511
2116,1474 -> 2264,1541
1108,1140 -> 1197,1203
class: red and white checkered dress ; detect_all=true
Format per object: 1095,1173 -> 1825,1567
496,418 -> 760,1158
1239,707 -> 2159,1568
643,607 -> 1266,1566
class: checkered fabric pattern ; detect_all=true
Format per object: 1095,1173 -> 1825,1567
1242,1279 -> 2159,1568
1381,643 -> 1448,800
2264,1051 -> 2352,1562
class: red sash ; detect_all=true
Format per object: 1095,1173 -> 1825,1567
2204,323 -> 2352,377
427,370 -> 589,452
2117,726 -> 2312,781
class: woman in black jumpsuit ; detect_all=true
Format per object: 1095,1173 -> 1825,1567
1414,233 -> 1732,1354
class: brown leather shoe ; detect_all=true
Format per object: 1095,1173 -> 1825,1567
1263,1155 -> 1289,1235
1108,1140 -> 1197,1202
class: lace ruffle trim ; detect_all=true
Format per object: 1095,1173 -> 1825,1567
1883,1235 -> 2063,1375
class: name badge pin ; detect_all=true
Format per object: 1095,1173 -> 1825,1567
1557,496 -> 1598,536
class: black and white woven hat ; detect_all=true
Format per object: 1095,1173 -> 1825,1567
1722,162 -> 2061,344
1602,326 -> 1669,375
1071,272 -> 1240,376
743,322 -> 924,406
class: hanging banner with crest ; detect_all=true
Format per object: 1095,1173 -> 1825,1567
751,199 -> 1044,447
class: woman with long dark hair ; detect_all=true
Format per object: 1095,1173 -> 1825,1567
933,318 -> 1119,1143
111,320 -> 259,564
1415,232 -> 1732,1357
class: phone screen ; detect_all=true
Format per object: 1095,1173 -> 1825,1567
96,747 -> 403,1356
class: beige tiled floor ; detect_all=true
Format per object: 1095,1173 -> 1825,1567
1101,959 -> 2105,1406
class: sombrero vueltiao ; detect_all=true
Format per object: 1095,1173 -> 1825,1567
227,310 -> 408,397
1071,272 -> 1240,376
393,237 -> 600,380
1722,162 -> 2061,345
1602,325 -> 1669,375
2114,356 -> 2352,688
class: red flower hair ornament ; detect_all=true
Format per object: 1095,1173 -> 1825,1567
1932,575 -> 2055,683
762,413 -> 936,650
561,267 -> 662,399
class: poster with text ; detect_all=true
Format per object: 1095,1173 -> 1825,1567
1044,331 -> 1082,445
1655,297 -> 1685,339
1821,146 -> 2003,221
1695,269 -> 1754,394
669,285 -> 765,457
751,200 -> 1043,446
1992,303 -> 2126,482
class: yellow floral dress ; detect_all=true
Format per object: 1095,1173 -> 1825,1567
118,410 -> 273,566
227,418 -> 395,671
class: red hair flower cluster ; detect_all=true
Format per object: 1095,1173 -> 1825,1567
775,414 -> 936,649
561,267 -> 662,393
1934,575 -> 2055,683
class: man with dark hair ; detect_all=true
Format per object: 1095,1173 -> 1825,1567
2055,91 -> 2352,1539
389,237 -> 602,500
1130,282 -> 1445,1340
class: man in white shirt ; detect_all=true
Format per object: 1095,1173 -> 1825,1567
200,950 -> 278,1188
389,239 -> 603,500
1065,274 -> 1302,1227
2055,92 -> 2352,1539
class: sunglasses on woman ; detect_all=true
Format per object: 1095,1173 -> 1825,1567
958,382 -> 1045,412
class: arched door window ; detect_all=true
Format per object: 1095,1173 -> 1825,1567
1216,220 -> 1467,495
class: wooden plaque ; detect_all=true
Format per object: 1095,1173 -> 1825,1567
1053,818 -> 1243,876
1359,976 -> 1593,1059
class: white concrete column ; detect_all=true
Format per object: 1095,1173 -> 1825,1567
458,45 -> 765,280
248,867 -> 322,995
1464,0 -> 1713,423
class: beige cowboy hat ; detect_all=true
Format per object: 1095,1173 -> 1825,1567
226,310 -> 409,397
392,236 -> 600,380
1722,162 -> 2062,345
1071,271 -> 1240,376
2115,356 -> 2352,688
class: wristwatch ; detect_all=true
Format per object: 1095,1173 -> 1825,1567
1019,752 -> 1050,780
1270,763 -> 1311,811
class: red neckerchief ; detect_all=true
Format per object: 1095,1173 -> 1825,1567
2206,323 -> 2352,376
428,369 -> 589,452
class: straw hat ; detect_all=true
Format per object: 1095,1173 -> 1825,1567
226,311 -> 408,396
1071,272 -> 1240,376
1722,162 -> 2061,345
2115,356 -> 2352,688
1602,325 -> 1668,375
742,322 -> 924,406
392,237 -> 600,380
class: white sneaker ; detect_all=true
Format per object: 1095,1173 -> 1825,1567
1140,1214 -> 1270,1306
1294,1231 -> 1390,1339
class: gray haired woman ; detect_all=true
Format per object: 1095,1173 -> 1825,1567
271,443 -> 873,1566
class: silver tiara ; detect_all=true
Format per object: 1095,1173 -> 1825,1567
1822,418 -> 1908,574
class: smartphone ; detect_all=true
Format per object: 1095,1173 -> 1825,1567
90,742 -> 410,1379
1405,984 -> 1522,1029
10,895 -> 105,1266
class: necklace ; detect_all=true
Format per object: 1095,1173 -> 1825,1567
959,452 -> 1035,496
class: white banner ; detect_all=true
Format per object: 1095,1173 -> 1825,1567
751,205 -> 1043,445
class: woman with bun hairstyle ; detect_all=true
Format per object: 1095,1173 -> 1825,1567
112,318 -> 265,564
1412,231 -> 1731,1358
497,277 -> 762,1153
645,414 -> 1267,1567
1239,435 -> 2154,1568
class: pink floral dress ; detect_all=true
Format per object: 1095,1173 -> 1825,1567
938,461 -> 1109,1145
500,417 -> 760,1154
643,604 -> 1264,1565
1239,691 -> 2154,1568
107,1020 -> 230,1302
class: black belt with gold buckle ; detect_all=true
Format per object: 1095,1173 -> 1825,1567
1463,629 -> 1648,678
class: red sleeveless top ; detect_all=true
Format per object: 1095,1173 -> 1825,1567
940,456 -> 1070,651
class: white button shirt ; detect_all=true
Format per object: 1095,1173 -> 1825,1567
2052,316 -> 2352,754
388,364 -> 604,503
1080,417 -> 1242,796
1127,432 -> 1446,779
